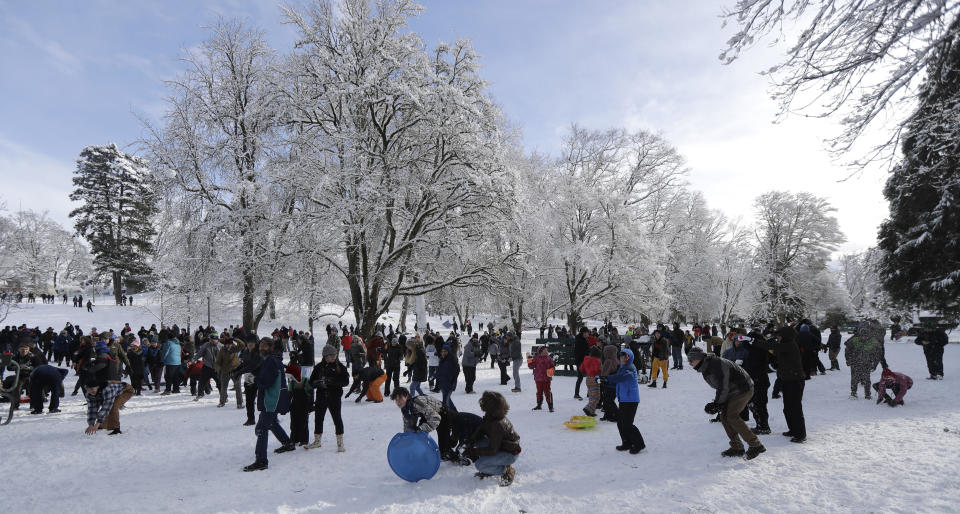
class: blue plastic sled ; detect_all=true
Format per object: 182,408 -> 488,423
387,431 -> 441,482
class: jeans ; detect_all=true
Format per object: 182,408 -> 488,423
410,381 -> 425,397
254,411 -> 290,463
428,366 -> 438,388
512,359 -> 521,390
672,346 -> 683,368
441,388 -> 457,412
473,437 -> 518,475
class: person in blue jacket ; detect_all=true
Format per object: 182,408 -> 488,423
436,344 -> 460,412
52,331 -> 72,366
160,331 -> 182,395
601,348 -> 645,454
244,337 -> 294,472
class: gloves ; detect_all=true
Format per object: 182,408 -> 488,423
597,376 -> 608,385
704,402 -> 720,415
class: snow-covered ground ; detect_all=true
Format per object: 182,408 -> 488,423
3,303 -> 959,513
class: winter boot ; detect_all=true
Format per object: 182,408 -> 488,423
548,402 -> 554,413
532,403 -> 542,410
849,392 -> 858,399
721,447 -> 745,457
499,465 -> 515,487
243,461 -> 268,472
745,445 -> 766,460
108,428 -> 122,435
647,380 -> 657,388
306,434 -> 323,449
751,426 -> 771,435
274,442 -> 296,454
243,419 -> 255,426
662,380 -> 667,389
583,405 -> 596,417
336,433 -> 345,452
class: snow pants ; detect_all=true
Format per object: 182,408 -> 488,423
850,367 -> 872,396
722,389 -> 761,450
314,393 -> 344,435
749,375 -> 769,430
923,345 -> 945,377
254,411 -> 290,464
781,379 -> 806,439
535,380 -> 553,407
651,358 -> 669,382
289,391 -> 311,445
463,365 -> 476,394
365,374 -> 386,402
616,401 -> 645,450
384,365 -> 401,397
601,386 -> 618,421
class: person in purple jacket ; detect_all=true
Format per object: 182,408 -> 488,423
873,367 -> 913,406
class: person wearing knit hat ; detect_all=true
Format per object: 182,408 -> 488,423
306,344 -> 350,451
689,346 -> 764,459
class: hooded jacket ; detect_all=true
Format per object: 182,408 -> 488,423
161,339 -> 182,366
461,339 -> 479,367
401,394 -> 444,433
695,354 -> 753,404
605,348 -> 640,402
436,347 -> 460,391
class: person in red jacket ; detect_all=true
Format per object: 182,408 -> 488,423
873,367 -> 913,406
527,346 -> 555,412
580,346 -> 603,417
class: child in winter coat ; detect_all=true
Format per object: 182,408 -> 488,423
126,340 -> 145,395
527,346 -> 556,412
286,363 -> 313,446
602,348 -> 645,454
307,345 -> 350,451
468,391 -> 521,486
873,367 -> 913,406
580,346 -> 603,417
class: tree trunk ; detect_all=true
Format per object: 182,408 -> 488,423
242,272 -> 254,331
112,271 -> 122,305
399,296 -> 409,333
567,309 -> 581,333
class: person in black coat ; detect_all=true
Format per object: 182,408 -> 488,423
306,345 -> 350,450
741,331 -> 772,434
28,364 -> 69,414
826,326 -> 842,370
436,344 -> 460,412
383,336 -> 403,397
915,322 -> 948,379
233,337 -> 264,426
752,326 -> 807,443
573,327 -> 589,400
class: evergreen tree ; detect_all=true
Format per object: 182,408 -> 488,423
878,25 -> 960,317
69,144 -> 156,305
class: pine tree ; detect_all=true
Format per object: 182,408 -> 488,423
878,24 -> 960,317
69,144 -> 156,305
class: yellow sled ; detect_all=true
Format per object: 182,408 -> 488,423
563,416 -> 598,430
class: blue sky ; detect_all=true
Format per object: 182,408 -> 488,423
0,0 -> 889,252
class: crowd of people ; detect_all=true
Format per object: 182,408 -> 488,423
0,314 -> 951,484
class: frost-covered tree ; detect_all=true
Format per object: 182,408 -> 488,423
69,144 -> 155,304
878,25 -> 960,316
143,20 -> 297,331
545,125 -> 683,330
282,0 -> 514,338
721,0 -> 960,163
752,191 -> 845,323
713,222 -> 754,325
838,248 -> 886,317
0,208 -> 89,293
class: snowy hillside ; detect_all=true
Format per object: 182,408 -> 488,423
3,305 -> 959,513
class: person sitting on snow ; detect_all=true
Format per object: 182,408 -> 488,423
873,367 -> 913,407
